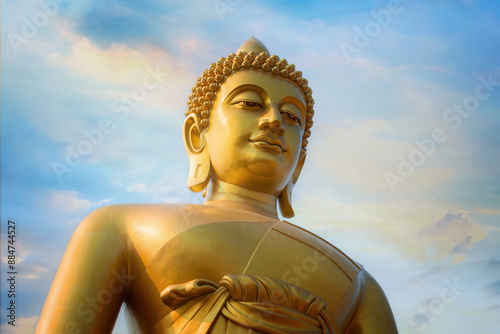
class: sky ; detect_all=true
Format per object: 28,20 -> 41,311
1,0 -> 500,333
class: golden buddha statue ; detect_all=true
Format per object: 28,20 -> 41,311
36,37 -> 398,333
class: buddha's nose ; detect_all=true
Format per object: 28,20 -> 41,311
258,108 -> 285,136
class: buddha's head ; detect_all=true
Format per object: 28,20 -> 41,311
183,37 -> 314,218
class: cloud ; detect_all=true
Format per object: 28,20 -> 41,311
1,316 -> 38,334
21,20 -> 199,173
486,280 -> 500,296
406,264 -> 449,284
484,258 -> 500,269
412,212 -> 489,263
126,181 -> 180,203
467,208 -> 500,215
0,256 -> 48,280
47,35 -> 175,86
422,65 -> 455,74
39,190 -> 109,214
307,120 -> 455,194
127,182 -> 150,193
487,304 -> 500,312
19,264 -> 49,280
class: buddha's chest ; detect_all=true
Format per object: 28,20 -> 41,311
144,221 -> 359,309
146,221 -> 275,287
125,220 -> 361,332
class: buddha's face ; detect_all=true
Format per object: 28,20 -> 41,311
205,70 -> 306,196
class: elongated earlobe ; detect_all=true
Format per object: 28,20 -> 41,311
278,179 -> 294,218
183,114 -> 211,192
278,151 -> 306,218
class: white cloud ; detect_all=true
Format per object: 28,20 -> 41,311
307,120 -> 455,194
467,208 -> 500,215
1,316 -> 38,334
409,212 -> 489,263
126,181 -> 180,203
40,190 -> 109,214
19,264 -> 49,280
47,37 -> 172,86
127,182 -> 149,193
46,18 -> 196,88
12,17 -> 197,152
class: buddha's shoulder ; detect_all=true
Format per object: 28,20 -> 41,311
76,203 -> 276,238
77,203 -> 204,232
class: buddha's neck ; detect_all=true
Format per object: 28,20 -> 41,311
204,179 -> 279,220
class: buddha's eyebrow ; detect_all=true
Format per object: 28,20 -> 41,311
281,96 -> 306,111
223,84 -> 264,103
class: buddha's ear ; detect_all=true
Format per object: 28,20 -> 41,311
183,114 -> 210,192
278,150 -> 306,218
292,149 -> 307,184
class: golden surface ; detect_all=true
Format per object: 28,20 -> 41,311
36,38 -> 398,333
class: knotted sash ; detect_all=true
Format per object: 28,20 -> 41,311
159,274 -> 339,333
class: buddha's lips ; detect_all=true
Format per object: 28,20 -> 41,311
249,135 -> 286,152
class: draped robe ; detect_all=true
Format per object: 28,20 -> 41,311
121,209 -> 395,333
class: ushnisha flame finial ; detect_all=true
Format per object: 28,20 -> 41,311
186,37 -> 314,152
236,36 -> 270,54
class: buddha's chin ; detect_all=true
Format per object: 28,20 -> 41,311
246,161 -> 279,178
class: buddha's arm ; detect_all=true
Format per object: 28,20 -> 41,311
35,207 -> 129,334
346,270 -> 398,334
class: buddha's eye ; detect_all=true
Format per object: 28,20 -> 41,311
234,100 -> 263,110
281,111 -> 302,126
242,101 -> 263,109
